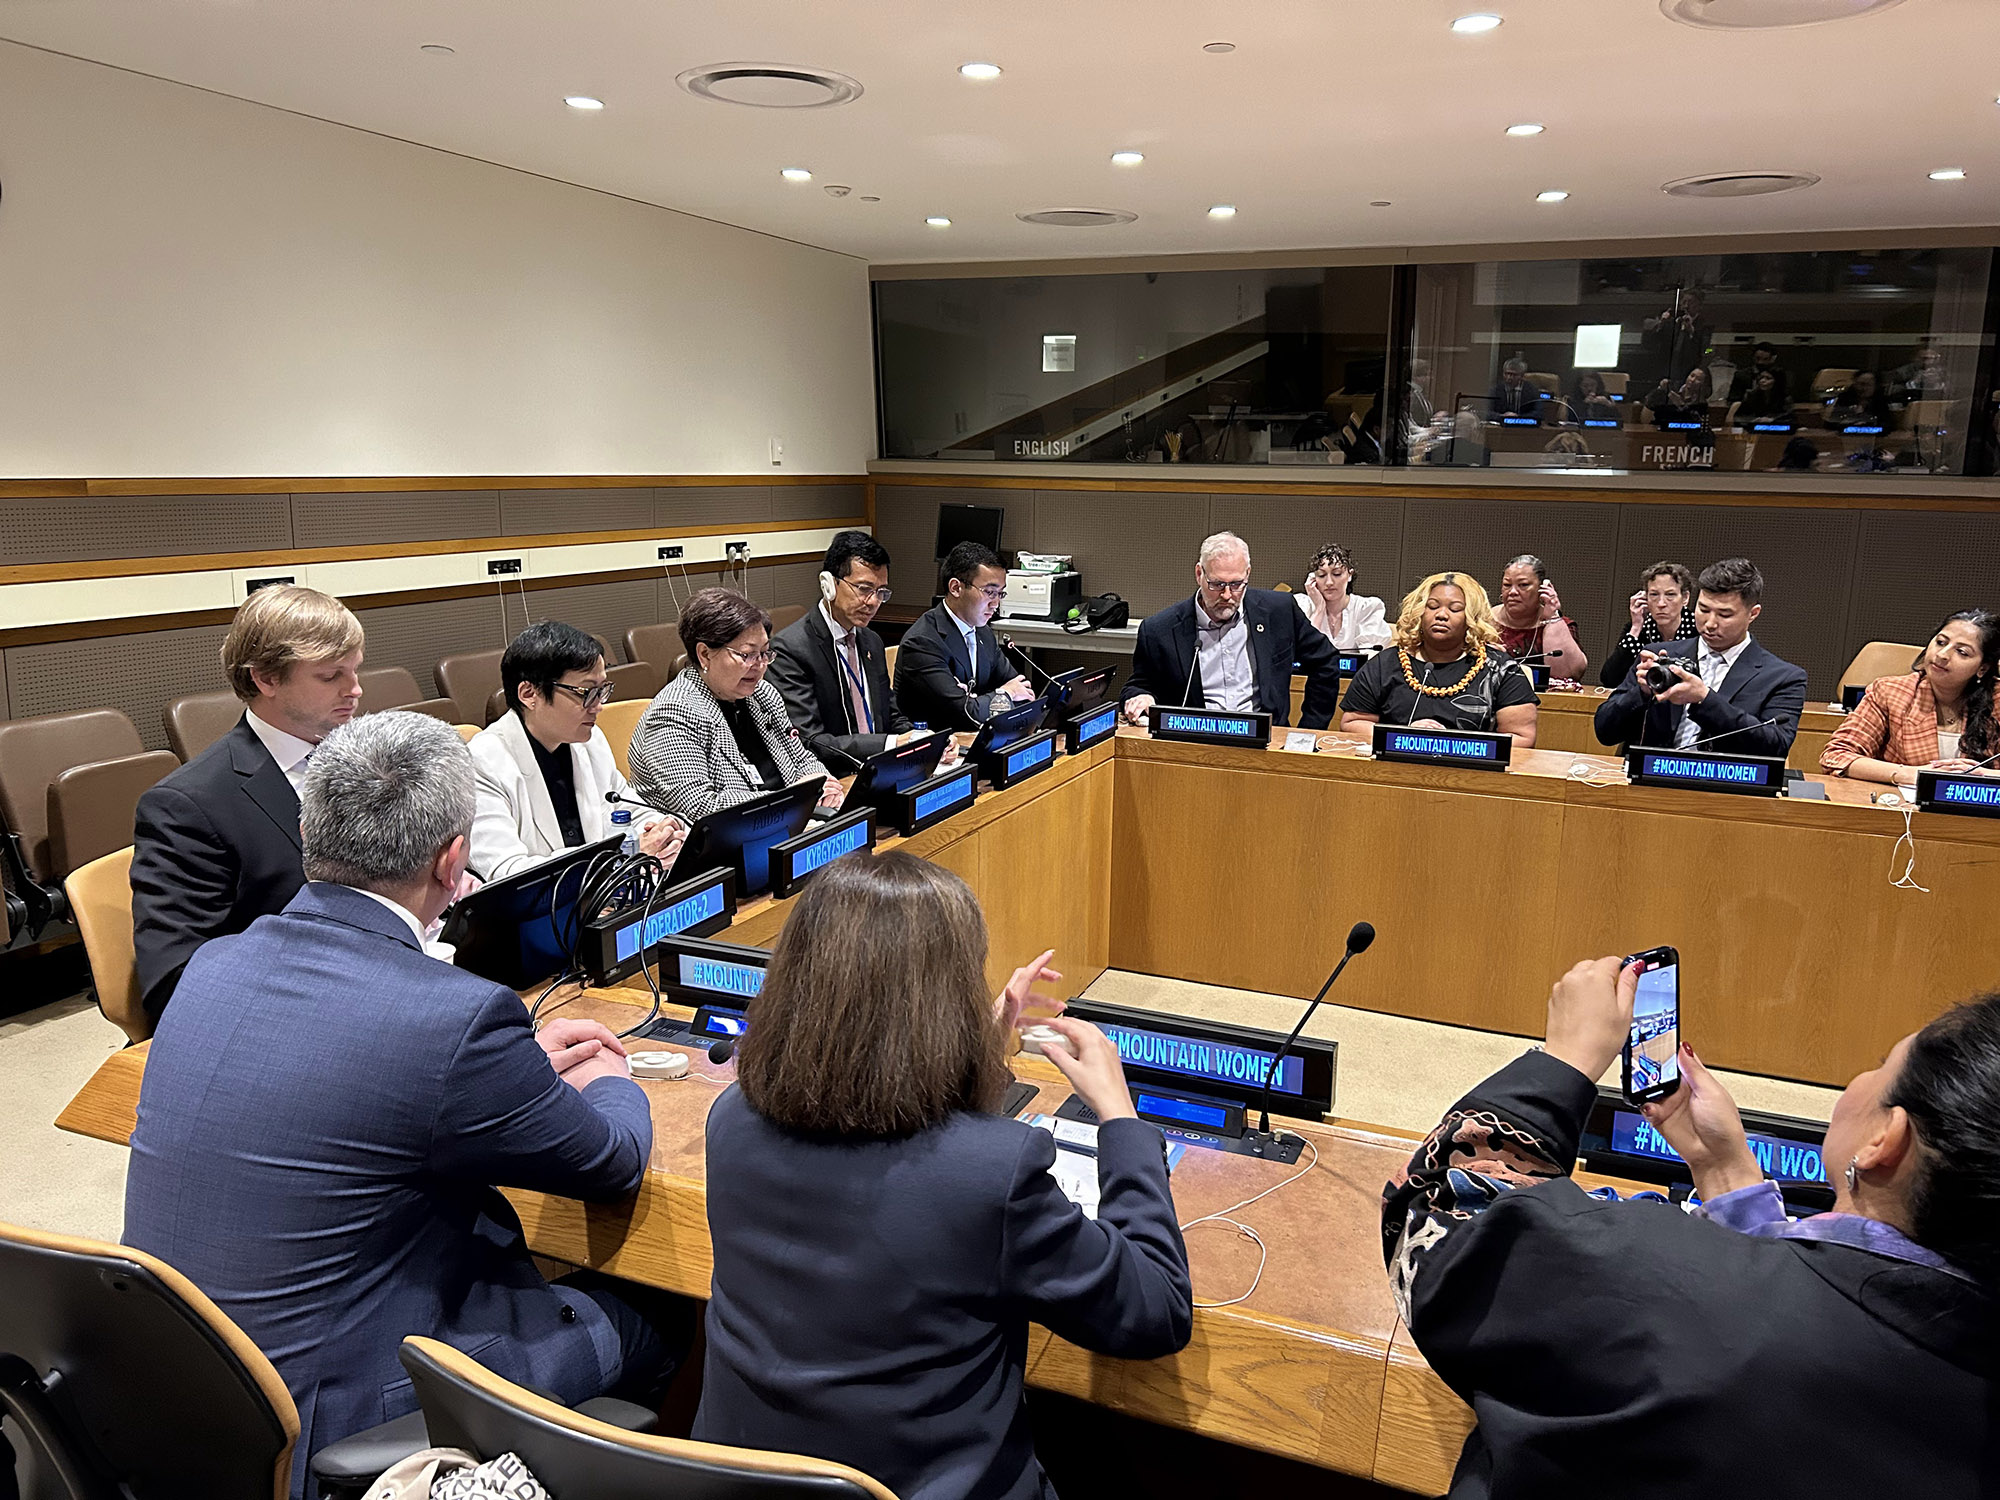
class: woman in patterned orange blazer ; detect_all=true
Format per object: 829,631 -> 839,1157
1821,609 -> 1999,788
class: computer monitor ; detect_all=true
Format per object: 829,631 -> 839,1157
1051,664 -> 1116,717
441,834 -> 624,989
967,695 -> 1050,761
934,503 -> 1005,561
669,781 -> 823,898
843,731 -> 951,813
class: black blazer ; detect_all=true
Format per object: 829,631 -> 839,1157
767,606 -> 913,768
1385,1051 -> 1997,1499
1121,588 -> 1342,729
893,603 -> 1018,732
695,1087 -> 1191,1500
131,715 -> 306,1019
1593,637 -> 1807,759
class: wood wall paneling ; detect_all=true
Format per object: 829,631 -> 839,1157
1842,509 -> 2000,666
770,483 -> 867,524
1208,492 -> 1408,599
0,492 -> 294,565
6,619 -> 234,752
1033,489 -> 1211,616
292,489 -> 504,549
656,485 -> 772,530
498,486 -> 656,536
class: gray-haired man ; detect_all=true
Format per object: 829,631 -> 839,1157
124,712 -> 688,1497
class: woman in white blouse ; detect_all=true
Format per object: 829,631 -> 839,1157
1297,542 -> 1392,651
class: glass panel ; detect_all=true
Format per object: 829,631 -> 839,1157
1406,248 -> 1995,477
875,267 -> 1393,465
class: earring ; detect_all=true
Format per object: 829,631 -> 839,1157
1844,1156 -> 1860,1193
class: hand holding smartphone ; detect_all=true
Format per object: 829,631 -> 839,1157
1622,946 -> 1682,1104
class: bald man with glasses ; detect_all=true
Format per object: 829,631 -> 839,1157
1121,532 -> 1343,729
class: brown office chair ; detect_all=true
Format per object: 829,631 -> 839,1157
0,1219 -> 300,1500
454,724 -> 482,744
883,645 -> 899,677
0,709 -> 146,887
769,604 -> 809,634
356,666 -> 424,710
65,846 -> 146,1043
436,649 -> 505,726
596,701 -> 648,779
400,1336 -> 899,1500
1840,641 -> 1926,690
48,751 -> 179,876
164,690 -> 245,762
606,660 -> 664,704
625,623 -> 679,671
485,687 -> 509,726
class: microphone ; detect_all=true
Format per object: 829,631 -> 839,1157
814,741 -> 868,774
707,1038 -> 736,1065
1681,716 -> 1782,752
1249,921 -> 1376,1156
999,634 -> 1059,690
604,788 -> 657,812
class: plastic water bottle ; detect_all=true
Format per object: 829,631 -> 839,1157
611,807 -> 636,858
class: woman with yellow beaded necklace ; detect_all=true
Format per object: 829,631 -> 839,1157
1340,572 -> 1541,746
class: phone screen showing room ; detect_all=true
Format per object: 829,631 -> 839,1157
1628,961 -> 1681,1096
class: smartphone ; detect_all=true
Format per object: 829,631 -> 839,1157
1622,946 -> 1682,1105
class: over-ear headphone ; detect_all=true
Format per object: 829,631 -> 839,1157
819,571 -> 838,602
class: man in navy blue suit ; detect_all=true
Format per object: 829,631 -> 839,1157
124,712 -> 683,1497
1594,556 -> 1808,758
1120,531 -> 1343,729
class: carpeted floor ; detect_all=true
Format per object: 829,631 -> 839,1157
0,990 -> 131,1242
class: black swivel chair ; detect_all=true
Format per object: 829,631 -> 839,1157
399,1336 -> 900,1500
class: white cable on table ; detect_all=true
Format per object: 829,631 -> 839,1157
1890,800 -> 1929,893
1178,1136 -> 1320,1309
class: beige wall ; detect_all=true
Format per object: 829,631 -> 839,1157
0,41 -> 875,479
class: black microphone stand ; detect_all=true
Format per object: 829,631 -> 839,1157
1246,922 -> 1375,1162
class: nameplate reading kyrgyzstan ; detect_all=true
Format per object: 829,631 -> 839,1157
768,808 -> 875,898
1916,770 -> 2000,819
1371,724 -> 1513,772
983,728 -> 1058,790
584,866 -> 736,985
1147,706 -> 1272,748
1065,702 -> 1120,755
890,763 -> 978,835
1624,747 -> 1785,797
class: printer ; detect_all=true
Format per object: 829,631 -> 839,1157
999,553 -> 1083,621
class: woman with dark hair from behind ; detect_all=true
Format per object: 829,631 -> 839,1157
1598,561 -> 1698,689
1384,956 -> 2000,1498
696,850 -> 1191,1500
1820,609 -> 2000,787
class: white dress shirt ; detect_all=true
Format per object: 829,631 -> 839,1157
245,709 -> 319,794
1194,598 -> 1256,713
1674,636 -> 1754,748
347,883 -> 457,963
949,608 -> 980,681
1295,590 -> 1392,651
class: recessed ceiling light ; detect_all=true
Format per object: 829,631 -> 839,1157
1452,13 -> 1504,32
419,44 -> 455,56
1930,167 -> 1967,181
1506,122 -> 1545,136
1536,189 -> 1569,202
678,64 -> 864,109
859,195 -> 881,203
564,96 -> 605,111
959,62 -> 1002,80
781,167 -> 812,182
1371,200 -> 1393,207
1662,0 -> 1908,28
1111,151 -> 1145,166
1208,204 -> 1237,219
1203,41 -> 1237,53
926,216 -> 952,227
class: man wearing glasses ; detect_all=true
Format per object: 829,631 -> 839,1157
1121,532 -> 1343,729
467,620 -> 686,879
770,531 -> 926,768
894,540 -> 1036,732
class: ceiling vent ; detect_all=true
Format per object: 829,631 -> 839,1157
1016,209 -> 1139,228
1664,171 -> 1821,198
677,64 -> 863,109
1661,0 -> 1906,28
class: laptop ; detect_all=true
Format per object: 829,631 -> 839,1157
441,834 -> 624,989
668,781 -> 823,898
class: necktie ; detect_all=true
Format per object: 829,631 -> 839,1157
840,635 -> 873,734
1674,653 -> 1727,748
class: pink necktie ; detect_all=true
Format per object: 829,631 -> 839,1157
842,635 -> 872,733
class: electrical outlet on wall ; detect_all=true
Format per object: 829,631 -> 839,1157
725,540 -> 750,561
658,545 -> 684,560
768,435 -> 784,466
484,555 -> 525,577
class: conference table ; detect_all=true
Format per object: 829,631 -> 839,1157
58,723 -> 2000,1493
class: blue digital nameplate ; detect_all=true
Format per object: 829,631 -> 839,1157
1134,1089 -> 1242,1137
1521,662 -> 1550,690
1500,415 -> 1539,426
1584,418 -> 1620,429
1371,723 -> 1512,772
1841,683 -> 1868,712
1065,703 -> 1119,755
691,1005 -> 749,1038
1842,424 -> 1886,436
679,952 -> 765,1000
1916,770 -> 2000,819
985,728 -> 1057,789
1751,421 -> 1795,434
895,763 -> 978,834
1148,705 -> 1272,748
768,807 -> 875,898
1101,1020 -> 1305,1097
1335,652 -> 1362,676
590,866 -> 736,984
1609,1110 -> 1825,1185
1626,748 -> 1784,797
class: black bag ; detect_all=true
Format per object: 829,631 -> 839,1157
1063,593 -> 1129,633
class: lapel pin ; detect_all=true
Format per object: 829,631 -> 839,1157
1255,623 -> 1265,632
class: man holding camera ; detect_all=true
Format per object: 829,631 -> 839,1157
1594,557 -> 1807,759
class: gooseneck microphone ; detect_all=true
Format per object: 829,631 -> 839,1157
1681,717 -> 1782,751
605,789 -> 658,813
707,1038 -> 737,1065
813,741 -> 868,774
1250,921 -> 1376,1155
999,634 -> 1059,690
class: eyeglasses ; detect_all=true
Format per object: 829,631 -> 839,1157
552,681 -> 616,710
723,646 -> 777,667
842,581 -> 894,604
971,584 -> 1007,601
1200,577 -> 1250,595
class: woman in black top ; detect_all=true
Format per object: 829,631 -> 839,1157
1340,571 -> 1540,745
1597,560 -> 1699,688
1826,370 -> 1892,429
696,850 -> 1192,1500
1384,956 -> 2000,1499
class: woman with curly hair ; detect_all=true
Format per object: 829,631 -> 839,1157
1339,571 -> 1540,745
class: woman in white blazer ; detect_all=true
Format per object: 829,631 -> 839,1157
1297,542 -> 1391,651
468,622 -> 686,881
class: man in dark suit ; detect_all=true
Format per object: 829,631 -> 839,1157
131,585 -> 366,1020
1594,556 -> 1807,759
124,713 -> 683,1498
769,531 -> 917,769
893,540 -> 1035,731
1119,531 -> 1343,730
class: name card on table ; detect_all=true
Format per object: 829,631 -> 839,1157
889,763 -> 979,835
768,808 -> 875,898
984,728 -> 1058,789
1916,770 -> 2000,819
1148,706 -> 1272,748
1625,747 -> 1784,797
1371,724 -> 1513,772
585,866 -> 737,985
1065,702 -> 1120,754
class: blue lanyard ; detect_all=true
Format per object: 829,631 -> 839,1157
836,637 -> 874,733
